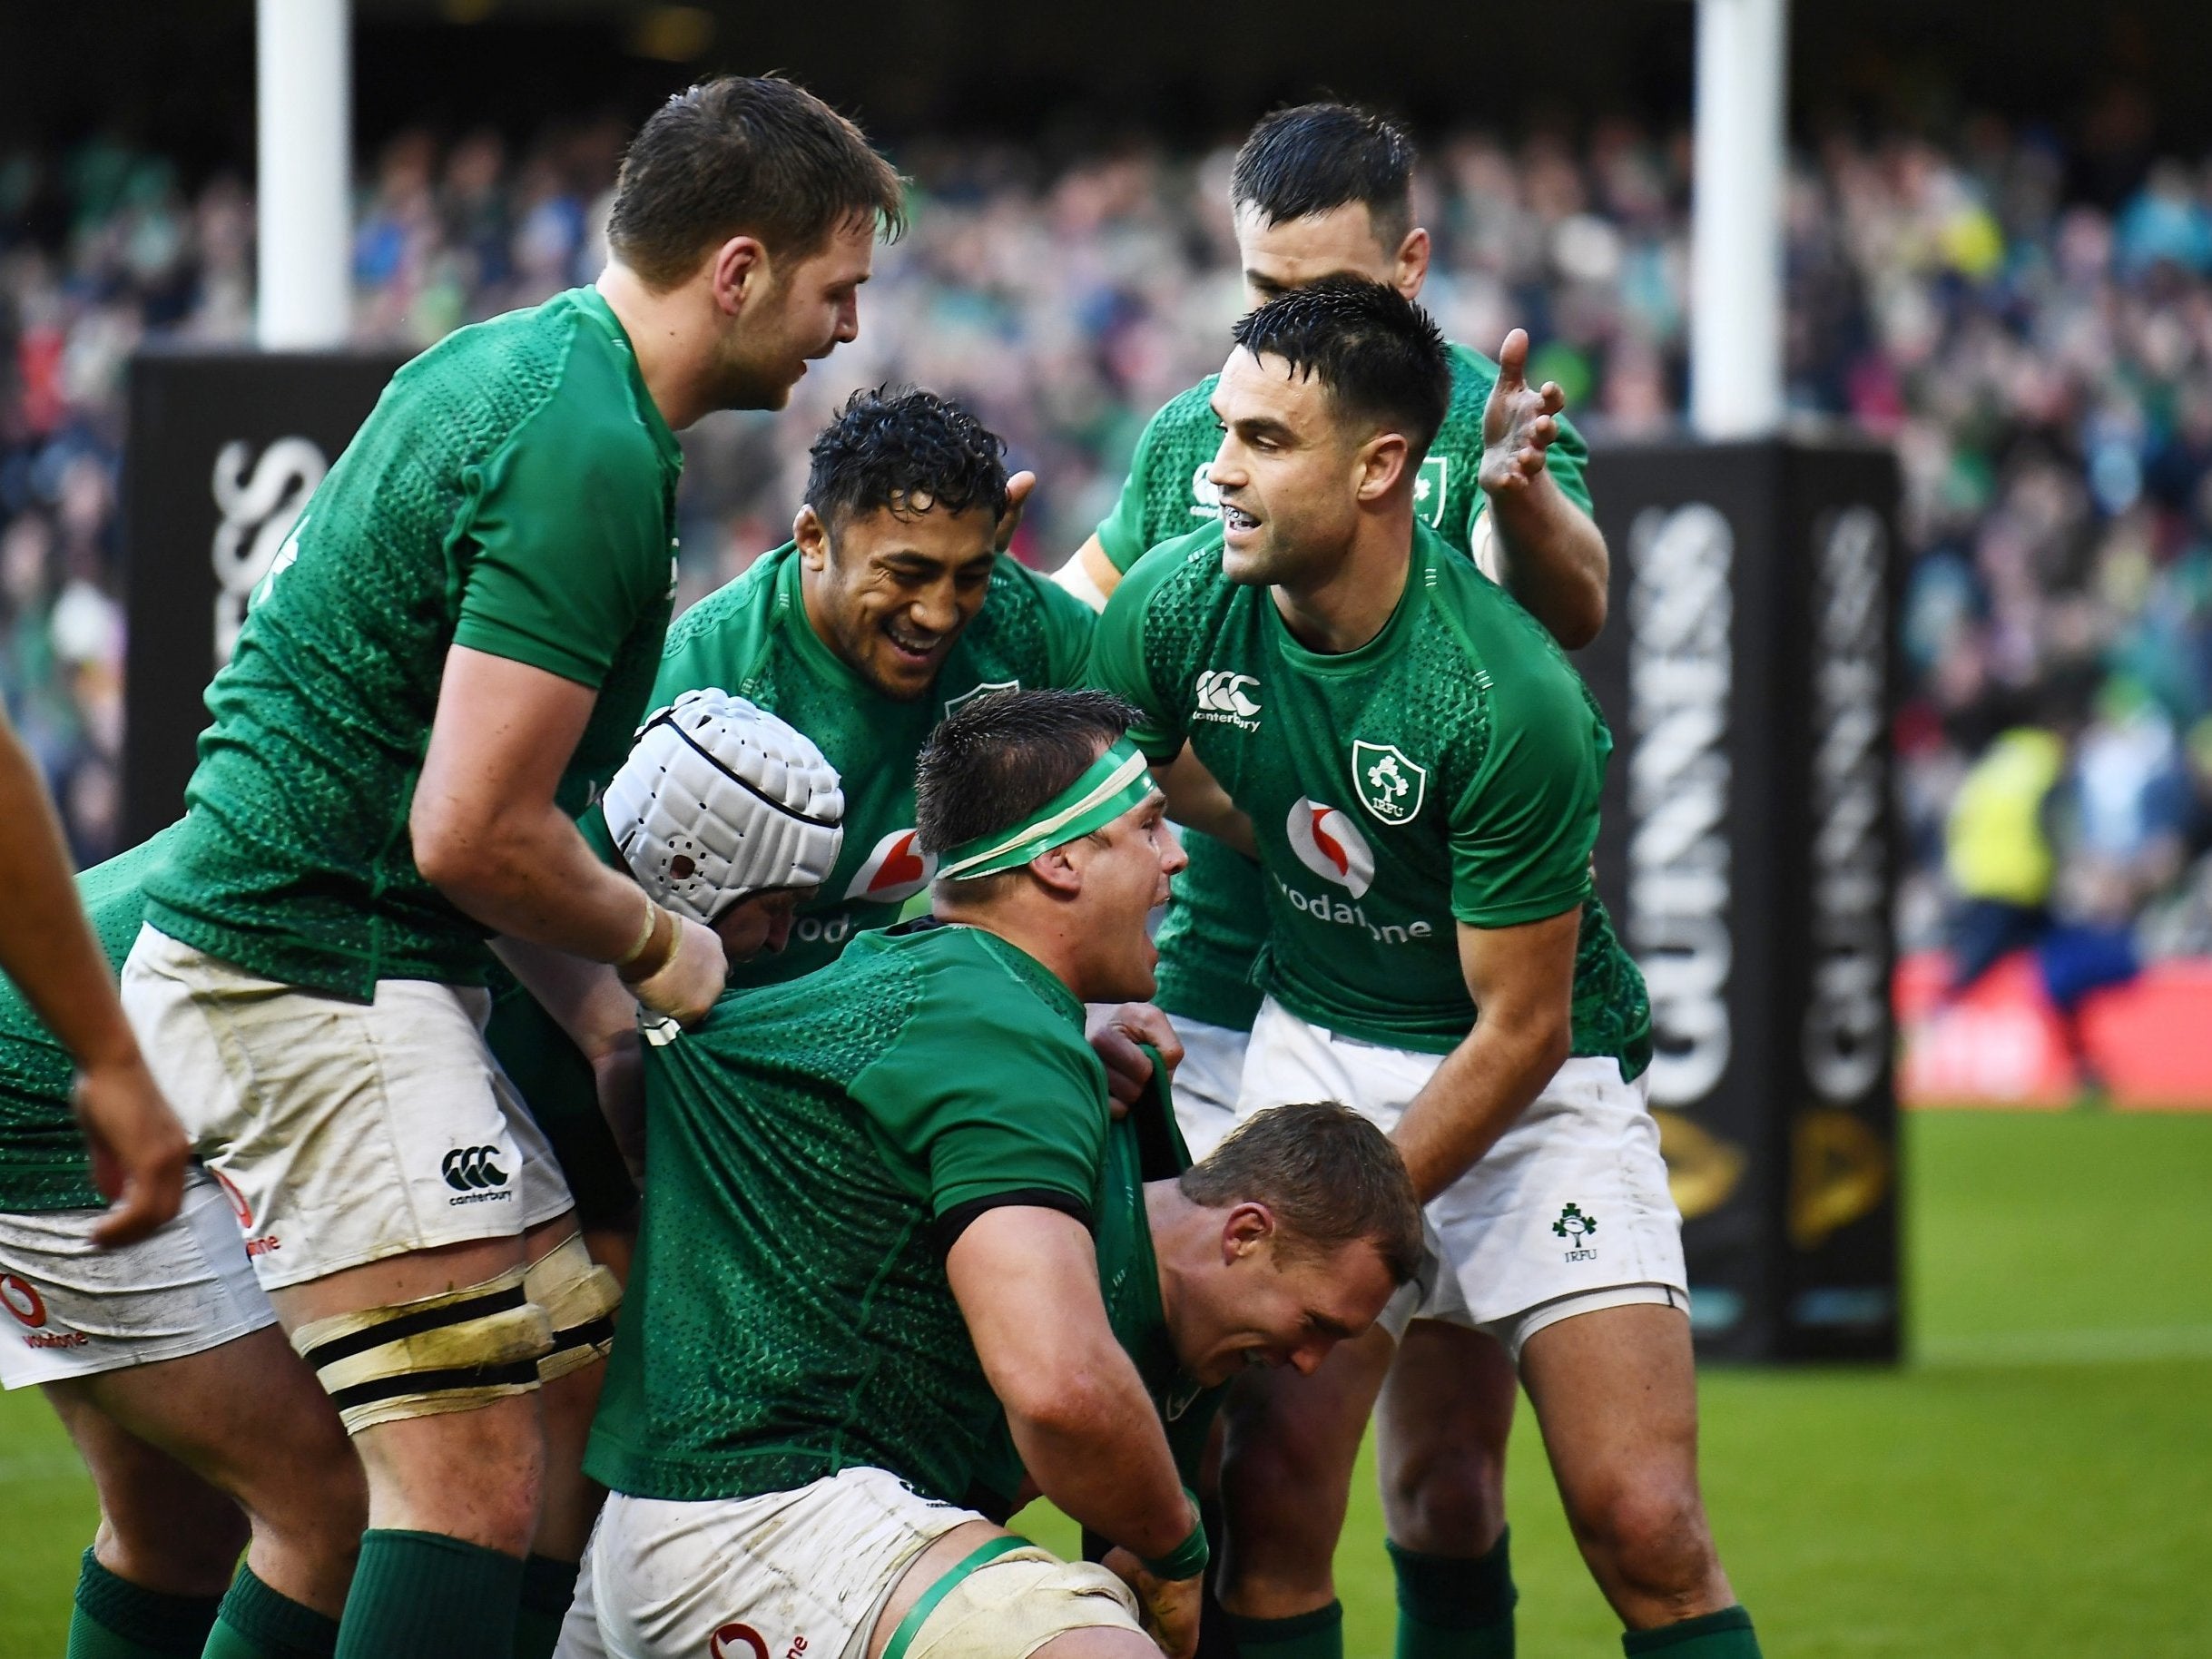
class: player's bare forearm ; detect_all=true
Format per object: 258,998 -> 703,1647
1391,911 -> 1581,1203
1053,534 -> 1122,612
414,645 -> 662,963
1485,474 -> 1609,650
949,1206 -> 1195,1561
1391,1012 -> 1568,1203
1154,746 -> 1257,858
490,937 -> 640,1062
0,714 -> 144,1071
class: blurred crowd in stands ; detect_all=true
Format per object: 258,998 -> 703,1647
6,115 -> 2212,966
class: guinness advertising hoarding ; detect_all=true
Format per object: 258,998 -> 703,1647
122,349 -> 408,843
1580,438 -> 1901,1362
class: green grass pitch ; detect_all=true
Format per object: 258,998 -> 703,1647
5,1109 -> 2208,1654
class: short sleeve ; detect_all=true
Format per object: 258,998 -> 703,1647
850,988 -> 1106,1221
453,407 -> 668,689
1086,562 -> 1184,761
1449,675 -> 1602,928
1095,403 -> 1171,574
1031,571 -> 1101,687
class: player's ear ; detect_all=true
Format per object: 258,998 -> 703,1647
709,234 -> 768,316
794,505 -> 830,571
1221,1202 -> 1274,1263
1355,431 -> 1411,503
1392,225 -> 1430,299
1027,843 -> 1086,898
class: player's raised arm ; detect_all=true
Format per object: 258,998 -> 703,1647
0,713 -> 184,1245
1476,326 -> 1609,648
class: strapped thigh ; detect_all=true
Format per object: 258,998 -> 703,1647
524,1232 -> 621,1382
290,1264 -> 553,1433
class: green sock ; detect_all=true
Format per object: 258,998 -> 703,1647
202,1566 -> 339,1658
68,1548 -> 223,1657
333,1530 -> 524,1659
1622,1606 -> 1762,1658
1390,1530 -> 1517,1657
511,1555 -> 580,1659
1227,1601 -> 1343,1659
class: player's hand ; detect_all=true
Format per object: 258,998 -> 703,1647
1102,1547 -> 1202,1659
627,913 -> 727,1027
1480,328 -> 1568,497
73,1054 -> 189,1248
994,470 -> 1038,555
1086,1003 -> 1185,1113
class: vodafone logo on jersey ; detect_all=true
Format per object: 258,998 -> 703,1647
842,828 -> 938,905
1285,799 -> 1374,899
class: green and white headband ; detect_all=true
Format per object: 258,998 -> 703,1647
937,738 -> 1160,881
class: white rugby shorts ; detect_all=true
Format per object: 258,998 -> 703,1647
557,1466 -> 1141,1659
1164,1015 -> 1249,1162
0,1171 -> 277,1389
120,927 -> 573,1291
1238,996 -> 1687,1358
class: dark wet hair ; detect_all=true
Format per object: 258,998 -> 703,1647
805,387 -> 1011,535
1232,102 -> 1417,250
1231,274 -> 1451,462
915,689 -> 1141,870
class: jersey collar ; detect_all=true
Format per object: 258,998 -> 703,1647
570,286 -> 683,478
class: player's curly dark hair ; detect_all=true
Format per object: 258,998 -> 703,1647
914,689 -> 1141,871
1233,102 -> 1417,250
805,386 -> 1012,535
1232,275 -> 1451,463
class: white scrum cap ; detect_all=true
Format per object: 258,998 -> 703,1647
604,689 -> 845,923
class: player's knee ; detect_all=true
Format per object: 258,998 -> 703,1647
1379,1438 -> 1506,1552
95,1497 -> 251,1596
1571,1474 -> 1718,1607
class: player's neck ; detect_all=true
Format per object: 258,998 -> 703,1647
927,898 -> 1088,1000
1270,506 -> 1414,654
596,264 -> 714,432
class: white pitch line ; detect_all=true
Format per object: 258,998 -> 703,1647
1916,1324 -> 2212,1367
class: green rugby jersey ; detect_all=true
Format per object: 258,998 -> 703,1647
0,830 -> 175,1212
1096,343 -> 1593,1035
1090,522 -> 1649,1068
614,540 -> 1094,985
143,287 -> 683,999
584,919 -> 1112,1507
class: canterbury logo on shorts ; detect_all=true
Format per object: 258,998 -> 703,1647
441,1146 -> 509,1193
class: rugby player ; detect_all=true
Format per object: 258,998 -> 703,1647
626,385 -> 1093,986
119,77 -> 901,1658
1090,282 -> 1761,1659
560,690 -> 1412,1659
1057,102 -> 1609,1158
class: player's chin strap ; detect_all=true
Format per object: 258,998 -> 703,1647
935,739 -> 1158,880
526,1233 -> 623,1382
290,1265 -> 552,1435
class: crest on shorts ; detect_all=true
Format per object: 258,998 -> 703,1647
1352,741 -> 1428,826
1414,456 -> 1450,528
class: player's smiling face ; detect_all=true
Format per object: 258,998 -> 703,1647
1234,201 -> 1427,310
1176,1222 -> 1398,1385
796,498 -> 1000,701
720,215 -> 875,410
1207,348 -> 1367,588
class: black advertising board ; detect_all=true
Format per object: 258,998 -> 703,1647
1579,437 -> 1902,1362
122,348 -> 408,844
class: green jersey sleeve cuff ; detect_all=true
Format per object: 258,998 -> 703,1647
1450,881 -> 1593,930
450,616 -> 614,690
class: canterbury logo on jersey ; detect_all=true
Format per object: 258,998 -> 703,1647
843,828 -> 937,904
442,1146 -> 511,1203
1193,670 -> 1261,730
